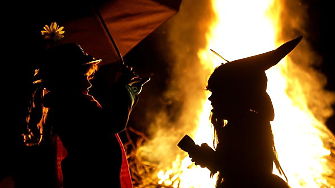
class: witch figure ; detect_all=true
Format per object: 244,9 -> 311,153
23,23 -> 149,188
180,36 -> 302,188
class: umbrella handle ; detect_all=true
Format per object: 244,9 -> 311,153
92,6 -> 125,66
92,5 -> 151,91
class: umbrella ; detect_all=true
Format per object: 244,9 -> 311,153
43,0 -> 183,65
37,1 -> 183,187
3,1 -> 182,187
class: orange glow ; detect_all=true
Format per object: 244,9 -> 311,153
138,0 -> 335,187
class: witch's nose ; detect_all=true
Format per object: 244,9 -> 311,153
208,94 -> 212,101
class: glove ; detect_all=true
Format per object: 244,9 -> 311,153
116,65 -> 150,107
189,143 -> 215,166
127,77 -> 151,95
115,65 -> 139,85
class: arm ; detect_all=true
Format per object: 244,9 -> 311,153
178,135 -> 218,173
94,65 -> 149,134
189,143 -> 218,173
97,84 -> 134,133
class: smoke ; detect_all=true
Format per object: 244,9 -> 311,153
127,0 -> 335,186
137,0 -> 217,170
272,0 -> 335,123
268,0 -> 335,186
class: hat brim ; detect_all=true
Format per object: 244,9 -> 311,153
83,58 -> 102,65
81,53 -> 102,65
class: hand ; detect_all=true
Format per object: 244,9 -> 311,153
128,77 -> 150,95
115,65 -> 139,85
189,143 -> 216,169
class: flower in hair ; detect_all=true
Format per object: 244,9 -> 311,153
41,22 -> 65,42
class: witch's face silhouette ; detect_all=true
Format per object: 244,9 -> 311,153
64,75 -> 92,95
38,43 -> 100,93
208,66 -> 269,120
208,36 -> 302,121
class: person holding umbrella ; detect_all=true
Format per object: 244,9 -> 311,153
24,22 -> 148,188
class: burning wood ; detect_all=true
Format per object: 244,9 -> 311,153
124,127 -> 181,188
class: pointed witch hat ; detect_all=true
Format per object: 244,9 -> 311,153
228,36 -> 303,71
207,36 -> 302,121
208,36 -> 303,88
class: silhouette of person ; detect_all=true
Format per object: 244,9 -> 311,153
24,43 -> 148,188
184,36 -> 302,188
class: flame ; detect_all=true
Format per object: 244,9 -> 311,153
137,0 -> 335,187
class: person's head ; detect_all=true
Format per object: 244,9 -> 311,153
37,43 -> 101,94
207,36 -> 302,121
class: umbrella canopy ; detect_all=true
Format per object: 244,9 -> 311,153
45,0 -> 183,65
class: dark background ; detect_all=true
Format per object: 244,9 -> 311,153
304,0 -> 335,133
1,0 -> 334,186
